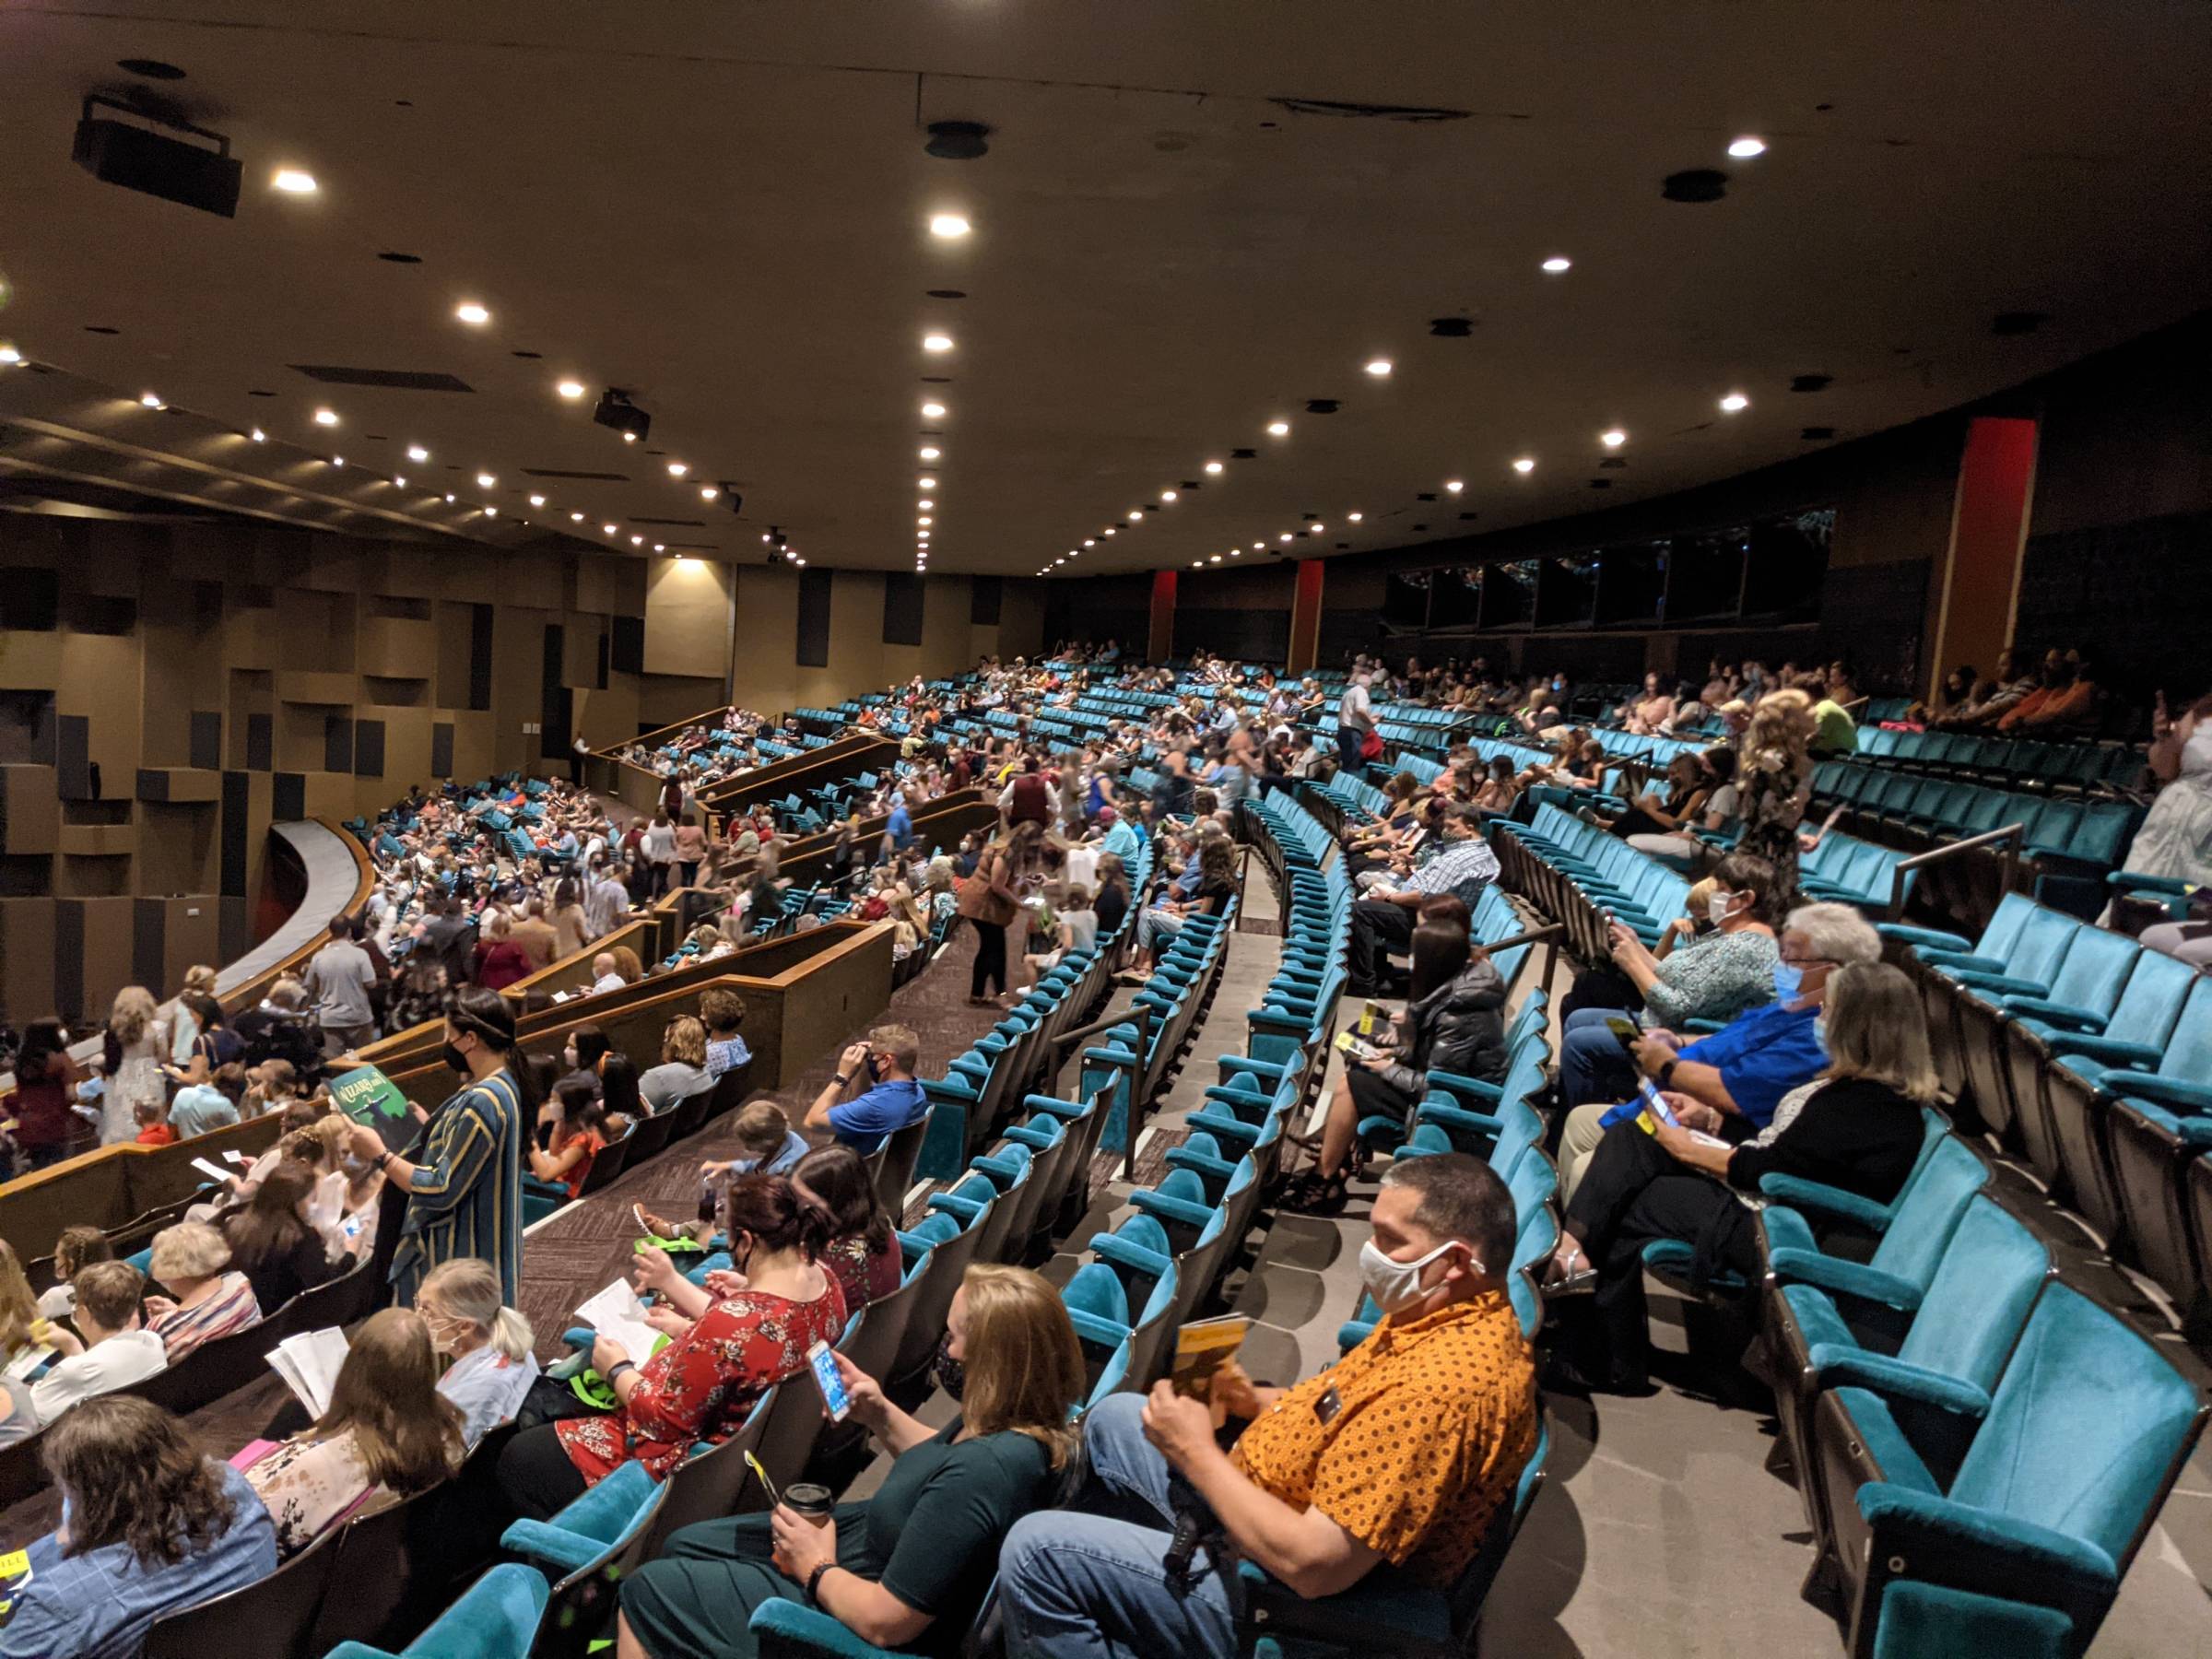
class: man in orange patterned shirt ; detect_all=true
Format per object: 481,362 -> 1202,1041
1000,1155 -> 1538,1658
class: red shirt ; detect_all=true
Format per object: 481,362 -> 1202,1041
477,940 -> 535,991
6,1073 -> 77,1149
556,1279 -> 846,1485
136,1122 -> 178,1146
822,1230 -> 903,1314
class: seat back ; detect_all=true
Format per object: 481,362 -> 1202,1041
2156,976 -> 2212,1082
1895,1196 -> 2051,1393
1869,1136 -> 1988,1288
874,1114 -> 932,1209
142,1520 -> 342,1659
2103,948 -> 2200,1049
1949,1282 -> 2208,1573
308,1474 -> 483,1655
2032,924 -> 2138,1020
645,1387 -> 782,1549
890,1203 -> 992,1382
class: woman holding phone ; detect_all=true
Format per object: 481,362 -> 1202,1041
612,1264 -> 1083,1659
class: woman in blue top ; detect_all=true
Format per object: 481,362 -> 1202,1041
348,985 -> 533,1308
2,1394 -> 277,1659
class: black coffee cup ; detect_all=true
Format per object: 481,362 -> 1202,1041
784,1481 -> 834,1527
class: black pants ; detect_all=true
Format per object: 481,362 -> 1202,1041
1349,897 -> 1416,994
970,916 -> 1007,997
494,1421 -> 593,1521
1563,1121 -> 1759,1388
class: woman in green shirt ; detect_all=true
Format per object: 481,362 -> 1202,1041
616,1264 -> 1086,1659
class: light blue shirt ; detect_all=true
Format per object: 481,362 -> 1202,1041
437,1343 -> 541,1450
1099,819 -> 1142,863
169,1084 -> 241,1139
4,1465 -> 276,1659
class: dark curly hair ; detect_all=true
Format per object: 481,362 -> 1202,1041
719,1171 -> 836,1264
44,1394 -> 238,1566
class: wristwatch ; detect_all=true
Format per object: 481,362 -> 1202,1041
1657,1059 -> 1678,1088
606,1359 -> 637,1386
832,1073 -> 853,1089
807,1561 -> 835,1602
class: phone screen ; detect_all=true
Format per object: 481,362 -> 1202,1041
807,1340 -> 851,1423
1637,1080 -> 1679,1128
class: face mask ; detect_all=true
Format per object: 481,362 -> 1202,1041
442,1040 -> 473,1075
1772,962 -> 1806,1003
1358,1237 -> 1472,1316
931,1334 -> 967,1401
1813,1017 -> 1830,1048
1706,891 -> 1736,926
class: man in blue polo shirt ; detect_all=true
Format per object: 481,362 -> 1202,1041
886,788 -> 915,853
1557,901 -> 1883,1200
804,1023 -> 928,1155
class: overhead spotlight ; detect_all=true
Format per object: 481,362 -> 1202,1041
571,512 -> 585,522
312,407 -> 339,426
928,213 -> 971,238
1159,490 -> 1177,502
139,391 -> 164,408
1719,391 -> 1749,412
73,96 -> 241,217
602,523 -> 618,535
592,388 -> 651,442
921,401 -> 947,418
1727,135 -> 1767,159
1601,429 -> 1628,447
924,120 -> 992,160
1347,512 -> 1363,523
271,168 -> 317,194
1364,358 -> 1393,377
1445,479 -> 1465,493
454,301 -> 490,325
1266,420 -> 1290,436
719,488 -> 743,514
667,461 -> 688,477
406,444 -> 429,462
923,334 -> 954,352
557,379 -> 586,399
476,471 -> 496,488
1204,460 -> 1224,475
1512,457 -> 1535,474
1541,255 -> 1572,273
249,427 -> 265,442
919,445 -> 940,460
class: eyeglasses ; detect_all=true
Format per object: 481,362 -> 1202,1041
1778,951 -> 1835,969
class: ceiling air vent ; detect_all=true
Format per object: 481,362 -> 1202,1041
289,365 -> 475,392
522,467 -> 630,481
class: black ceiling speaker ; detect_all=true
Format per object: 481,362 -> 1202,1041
73,96 -> 240,217
718,485 -> 745,514
1429,317 -> 1475,337
925,121 -> 992,160
1661,168 -> 1729,204
1790,372 -> 1834,393
592,389 -> 650,442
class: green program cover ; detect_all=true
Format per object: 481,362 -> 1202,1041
328,1065 -> 418,1153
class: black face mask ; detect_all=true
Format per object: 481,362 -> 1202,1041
931,1335 -> 967,1401
442,1040 -> 473,1075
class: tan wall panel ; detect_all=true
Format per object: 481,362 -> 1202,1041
729,564 -> 802,717
0,767 -> 60,854
639,675 -> 727,730
573,681 -> 641,747
496,555 -> 565,612
0,631 -> 64,690
644,558 -> 734,682
0,898 -> 56,1026
574,553 -> 646,617
996,580 -> 1048,660
56,631 -> 143,799
370,705 -> 436,793
74,895 -> 137,1012
159,894 -> 223,990
359,615 -> 439,677
137,800 -> 221,894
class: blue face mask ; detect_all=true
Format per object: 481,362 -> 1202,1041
1812,1017 -> 1829,1048
1772,961 -> 1806,1002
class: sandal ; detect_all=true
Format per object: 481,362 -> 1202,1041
1279,1171 -> 1349,1217
1541,1243 -> 1598,1298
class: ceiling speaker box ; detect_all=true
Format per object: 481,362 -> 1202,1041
73,109 -> 241,218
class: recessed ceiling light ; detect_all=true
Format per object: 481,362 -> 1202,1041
1445,479 -> 1465,493
1727,135 -> 1767,159
929,213 -> 971,238
1209,555 -> 1223,564
654,543 -> 666,552
1102,527 -> 1116,536
557,380 -> 585,399
572,512 -> 585,522
1229,548 -> 1241,557
1278,533 -> 1293,543
139,391 -> 163,408
622,430 -> 637,443
1082,538 -> 1095,547
1312,522 -> 1325,534
917,476 -> 937,488
1720,392 -> 1749,412
484,506 -> 498,518
1204,460 -> 1224,475
603,523 -> 618,535
394,475 -> 406,487
0,347 -> 20,365
272,169 -> 318,194
630,534 -> 643,546
919,446 -> 940,460
1191,560 -> 1202,569
918,499 -> 934,510
407,444 -> 429,462
472,473 -> 494,489
331,455 -> 345,466
528,493 -> 547,507
1364,358 -> 1393,377
667,462 -> 688,477
1512,457 -> 1536,474
1055,559 -> 1065,566
1252,541 -> 1264,549
1266,420 -> 1290,436
918,516 -> 933,526
1159,490 -> 1177,503
923,334 -> 954,352
1601,429 -> 1628,447
794,557 -> 806,566
312,406 -> 339,426
921,402 -> 947,418
1541,256 -> 1572,274
454,301 -> 490,325
1347,512 -> 1363,523
445,493 -> 457,502
249,427 -> 265,442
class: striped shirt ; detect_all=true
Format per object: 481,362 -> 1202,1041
149,1272 -> 262,1361
1406,836 -> 1501,905
392,1070 -> 526,1307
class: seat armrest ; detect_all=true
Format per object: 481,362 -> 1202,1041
1087,1231 -> 1171,1279
746,1596 -> 901,1659
2109,1074 -> 2212,1115
1995,996 -> 2106,1030
1129,1188 -> 1215,1230
1758,1173 -> 1892,1232
1414,1100 -> 1505,1136
1765,1249 -> 1924,1310
1803,1348 -> 1994,1418
1857,1483 -> 2118,1589
2041,1034 -> 2162,1070
1424,1068 -> 1505,1104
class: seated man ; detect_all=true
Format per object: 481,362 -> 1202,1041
1555,901 -> 1882,1200
805,1024 -> 928,1155
998,1155 -> 1537,1659
1347,805 -> 1500,996
31,1261 -> 169,1425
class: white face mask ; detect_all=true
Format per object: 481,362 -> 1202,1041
1358,1236 -> 1476,1316
1706,890 -> 1737,925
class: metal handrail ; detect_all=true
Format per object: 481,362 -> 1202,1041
1886,822 -> 2027,922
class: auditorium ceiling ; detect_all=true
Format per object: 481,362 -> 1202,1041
0,2 -> 2206,575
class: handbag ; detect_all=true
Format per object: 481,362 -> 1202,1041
957,873 -> 1018,929
1359,728 -> 1384,760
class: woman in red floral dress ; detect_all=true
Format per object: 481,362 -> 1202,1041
493,1175 -> 846,1518
793,1145 -> 904,1314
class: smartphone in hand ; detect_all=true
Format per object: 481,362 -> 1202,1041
807,1339 -> 852,1424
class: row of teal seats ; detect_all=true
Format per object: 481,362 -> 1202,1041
1752,1119 -> 2207,1657
1851,724 -> 2144,792
1886,892 -> 2212,1317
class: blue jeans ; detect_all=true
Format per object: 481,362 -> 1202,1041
1560,1006 -> 1641,1110
999,1394 -> 1238,1659
1336,726 -> 1367,774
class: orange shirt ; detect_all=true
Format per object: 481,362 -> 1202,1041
136,1122 -> 178,1146
1230,1290 -> 1538,1586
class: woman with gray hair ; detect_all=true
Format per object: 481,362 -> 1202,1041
144,1221 -> 263,1360
1544,961 -> 1936,1393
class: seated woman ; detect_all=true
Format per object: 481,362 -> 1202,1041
613,1264 -> 1084,1659
0,1395 -> 276,1659
1471,756 -> 1521,818
222,1161 -> 347,1316
1019,884 -> 1099,990
418,1256 -> 540,1450
792,1144 -> 903,1314
1119,835 -> 1236,982
494,1173 -> 846,1521
1619,672 -> 1678,735
288,1113 -> 386,1255
1543,962 -> 1936,1394
1585,752 -> 1712,851
640,1017 -> 713,1114
1284,919 -> 1508,1216
1557,854 -> 1783,1109
144,1220 -> 262,1360
529,1075 -> 610,1199
244,1307 -> 466,1558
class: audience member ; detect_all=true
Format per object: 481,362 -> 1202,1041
304,914 -> 380,1056
30,1261 -> 168,1424
4,1017 -> 88,1170
700,987 -> 753,1077
529,1076 -> 611,1197
640,1016 -> 713,1112
144,1220 -> 262,1359
418,1256 -> 540,1449
792,1143 -> 902,1313
806,1025 -> 928,1155
1347,804 -> 1500,996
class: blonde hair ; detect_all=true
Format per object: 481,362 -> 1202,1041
0,1239 -> 39,1356
1821,961 -> 1939,1103
955,1265 -> 1085,1469
110,985 -> 158,1046
419,1257 -> 535,1361
149,1220 -> 232,1284
662,1015 -> 708,1068
181,965 -> 218,997
1745,688 -> 1817,760
312,1308 -> 465,1493
730,1099 -> 791,1159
